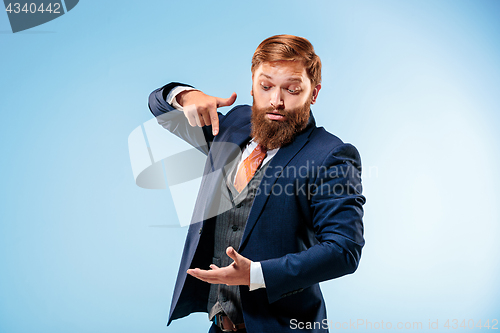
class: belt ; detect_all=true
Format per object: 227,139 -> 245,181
214,313 -> 246,332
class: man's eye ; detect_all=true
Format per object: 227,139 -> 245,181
288,88 -> 300,94
262,85 -> 270,90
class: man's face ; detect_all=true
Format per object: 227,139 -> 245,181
250,61 -> 321,149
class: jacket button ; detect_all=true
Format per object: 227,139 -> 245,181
232,225 -> 238,231
199,227 -> 203,234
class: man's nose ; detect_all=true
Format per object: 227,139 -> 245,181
270,89 -> 284,108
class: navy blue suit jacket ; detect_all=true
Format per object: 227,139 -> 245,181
148,83 -> 365,332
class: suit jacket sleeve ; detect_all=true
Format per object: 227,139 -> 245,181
148,82 -> 217,155
260,143 -> 366,304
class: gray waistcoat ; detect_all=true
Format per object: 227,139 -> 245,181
207,160 -> 270,324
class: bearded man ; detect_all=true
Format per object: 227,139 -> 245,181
148,35 -> 365,333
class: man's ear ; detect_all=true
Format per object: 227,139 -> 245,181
251,72 -> 255,97
311,84 -> 321,105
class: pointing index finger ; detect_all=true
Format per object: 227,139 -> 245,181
212,93 -> 237,136
209,108 -> 219,136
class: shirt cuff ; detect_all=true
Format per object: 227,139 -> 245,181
166,86 -> 197,111
249,261 -> 266,291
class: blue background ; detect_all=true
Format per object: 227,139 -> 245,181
1,0 -> 499,332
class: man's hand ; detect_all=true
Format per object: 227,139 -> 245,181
186,246 -> 250,286
177,90 -> 237,136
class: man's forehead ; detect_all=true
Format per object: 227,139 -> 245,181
254,61 -> 308,81
258,73 -> 304,82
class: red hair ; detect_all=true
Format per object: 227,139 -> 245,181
251,35 -> 322,87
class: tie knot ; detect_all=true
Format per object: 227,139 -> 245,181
233,143 -> 267,192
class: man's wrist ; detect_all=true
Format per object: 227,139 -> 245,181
166,86 -> 197,110
176,89 -> 195,107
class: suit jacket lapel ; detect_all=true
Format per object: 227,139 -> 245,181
171,121 -> 252,323
192,122 -> 252,226
239,114 -> 317,251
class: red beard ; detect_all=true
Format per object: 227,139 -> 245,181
250,97 -> 312,150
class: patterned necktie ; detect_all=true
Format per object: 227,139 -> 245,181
234,144 -> 267,192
